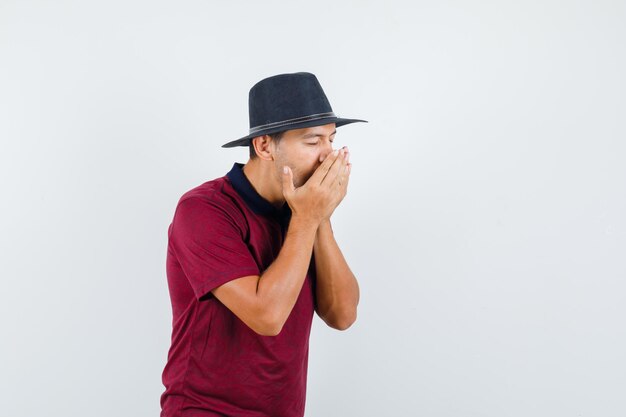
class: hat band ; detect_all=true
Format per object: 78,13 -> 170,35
249,112 -> 336,134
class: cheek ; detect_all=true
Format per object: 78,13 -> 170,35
300,145 -> 325,164
303,151 -> 322,171
292,156 -> 320,185
287,147 -> 316,168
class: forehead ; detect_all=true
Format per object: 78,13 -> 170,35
288,123 -> 337,139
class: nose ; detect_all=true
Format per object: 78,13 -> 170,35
319,144 -> 335,162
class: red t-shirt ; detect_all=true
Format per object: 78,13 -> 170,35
160,162 -> 317,417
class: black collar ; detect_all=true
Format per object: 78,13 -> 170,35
226,162 -> 292,221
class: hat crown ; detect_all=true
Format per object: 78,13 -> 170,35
248,72 -> 334,130
220,71 -> 367,148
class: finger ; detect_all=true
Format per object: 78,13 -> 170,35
335,146 -> 350,187
326,147 -> 349,188
321,147 -> 348,187
319,145 -> 343,163
343,162 -> 351,190
281,165 -> 295,197
309,148 -> 341,185
337,154 -> 351,191
335,159 -> 350,191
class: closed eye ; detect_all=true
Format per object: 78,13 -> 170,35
306,140 -> 334,145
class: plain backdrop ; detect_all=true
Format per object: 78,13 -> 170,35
1,1 -> 625,416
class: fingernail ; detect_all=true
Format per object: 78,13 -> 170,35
283,166 -> 288,174
333,149 -> 338,156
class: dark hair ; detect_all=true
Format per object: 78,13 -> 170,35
249,131 -> 285,160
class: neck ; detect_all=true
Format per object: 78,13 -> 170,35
242,159 -> 286,209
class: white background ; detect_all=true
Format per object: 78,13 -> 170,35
1,1 -> 625,416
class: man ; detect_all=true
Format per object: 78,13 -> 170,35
160,72 -> 368,417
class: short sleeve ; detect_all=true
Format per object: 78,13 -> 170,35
168,196 -> 261,300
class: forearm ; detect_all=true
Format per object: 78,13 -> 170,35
314,219 -> 360,328
256,215 -> 319,331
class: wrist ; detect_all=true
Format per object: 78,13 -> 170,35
290,214 -> 322,230
316,217 -> 333,235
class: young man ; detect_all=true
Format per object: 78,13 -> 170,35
160,72 -> 368,417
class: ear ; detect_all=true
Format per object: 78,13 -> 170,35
251,135 -> 274,161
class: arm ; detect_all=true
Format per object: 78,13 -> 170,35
313,218 -> 360,330
255,215 -> 319,333
212,214 -> 319,336
212,149 -> 349,335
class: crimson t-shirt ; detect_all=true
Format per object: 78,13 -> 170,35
160,162 -> 317,417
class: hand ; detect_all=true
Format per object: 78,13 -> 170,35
281,146 -> 352,224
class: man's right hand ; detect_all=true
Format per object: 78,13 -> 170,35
281,147 -> 351,225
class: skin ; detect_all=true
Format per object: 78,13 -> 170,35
211,123 -> 360,334
242,123 -> 346,207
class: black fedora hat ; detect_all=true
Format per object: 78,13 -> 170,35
221,72 -> 368,148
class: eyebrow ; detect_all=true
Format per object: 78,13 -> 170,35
301,130 -> 337,139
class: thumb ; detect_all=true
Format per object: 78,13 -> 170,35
281,165 -> 295,197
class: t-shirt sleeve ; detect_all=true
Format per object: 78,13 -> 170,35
168,196 -> 261,300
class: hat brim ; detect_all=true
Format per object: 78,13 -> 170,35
221,117 -> 368,148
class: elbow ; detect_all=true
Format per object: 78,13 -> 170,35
254,308 -> 285,337
258,321 -> 283,336
255,325 -> 281,337
254,321 -> 282,337
330,310 -> 357,331
334,317 -> 356,331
